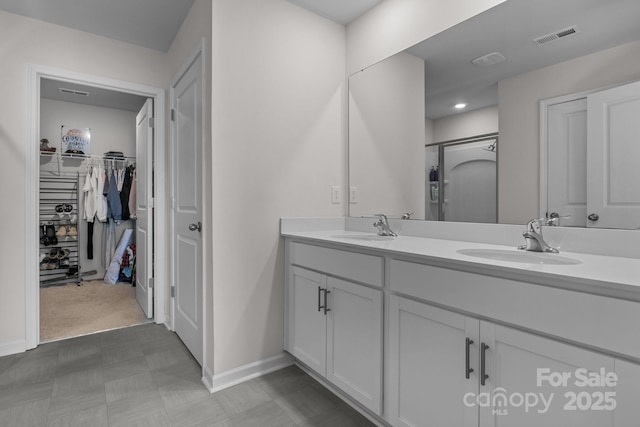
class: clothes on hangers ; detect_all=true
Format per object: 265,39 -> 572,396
128,168 -> 137,219
82,165 -> 98,222
82,165 -> 98,260
120,165 -> 134,221
106,169 -> 122,222
96,164 -> 108,222
116,168 -> 125,192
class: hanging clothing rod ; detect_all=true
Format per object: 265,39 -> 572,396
40,152 -> 136,161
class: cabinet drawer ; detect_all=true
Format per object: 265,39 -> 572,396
390,259 -> 640,359
290,242 -> 383,287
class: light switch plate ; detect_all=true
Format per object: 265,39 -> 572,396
349,186 -> 358,204
331,186 -> 341,204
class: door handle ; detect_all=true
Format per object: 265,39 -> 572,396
188,222 -> 202,232
587,213 -> 599,221
480,342 -> 489,386
465,338 -> 474,379
317,287 -> 330,315
323,289 -> 331,315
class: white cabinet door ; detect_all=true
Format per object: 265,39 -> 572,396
614,359 -> 640,427
587,80 -> 640,229
289,266 -> 327,376
479,323 -> 615,427
326,277 -> 383,414
389,296 -> 479,427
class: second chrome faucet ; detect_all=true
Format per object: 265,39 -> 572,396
518,218 -> 559,253
373,214 -> 397,237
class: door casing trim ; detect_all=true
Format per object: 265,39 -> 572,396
26,64 -> 166,348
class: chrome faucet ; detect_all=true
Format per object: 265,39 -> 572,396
518,218 -> 559,253
373,214 -> 397,237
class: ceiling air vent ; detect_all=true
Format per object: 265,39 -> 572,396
533,25 -> 580,47
59,88 -> 89,97
471,51 -> 506,67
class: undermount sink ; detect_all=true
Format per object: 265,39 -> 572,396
457,248 -> 581,265
334,234 -> 396,242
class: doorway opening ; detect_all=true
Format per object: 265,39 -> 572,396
426,133 -> 498,223
26,65 -> 167,348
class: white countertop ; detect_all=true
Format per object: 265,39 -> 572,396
282,229 -> 640,300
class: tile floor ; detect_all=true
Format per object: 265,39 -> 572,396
0,323 -> 374,426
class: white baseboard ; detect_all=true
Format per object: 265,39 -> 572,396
202,352 -> 294,393
0,340 -> 26,358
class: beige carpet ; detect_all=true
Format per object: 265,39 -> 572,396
40,280 -> 149,341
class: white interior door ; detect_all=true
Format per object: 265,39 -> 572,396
587,81 -> 640,229
171,50 -> 203,365
135,98 -> 154,318
546,98 -> 588,227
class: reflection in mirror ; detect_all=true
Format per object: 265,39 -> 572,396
542,80 -> 640,229
348,0 -> 640,228
427,134 -> 498,223
348,53 -> 426,219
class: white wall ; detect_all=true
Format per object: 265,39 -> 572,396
210,0 -> 346,373
349,52 -> 425,219
346,0 -> 507,75
40,99 -> 138,278
40,99 -> 137,158
0,9 -> 167,354
498,39 -> 640,224
433,106 -> 498,143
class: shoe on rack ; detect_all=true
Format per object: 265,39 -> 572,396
56,225 -> 67,238
67,225 -> 77,237
57,249 -> 70,260
45,222 -> 56,238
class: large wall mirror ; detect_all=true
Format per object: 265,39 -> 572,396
348,0 -> 640,229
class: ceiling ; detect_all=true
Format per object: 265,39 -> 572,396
406,0 -> 640,119
11,0 -> 640,120
286,0 -> 382,25
41,78 -> 148,112
0,0 -> 194,52
0,0 -> 194,110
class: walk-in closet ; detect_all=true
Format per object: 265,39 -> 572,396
38,78 -> 151,341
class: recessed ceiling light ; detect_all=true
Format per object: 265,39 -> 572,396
454,103 -> 467,109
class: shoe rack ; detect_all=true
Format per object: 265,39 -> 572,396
39,173 -> 81,286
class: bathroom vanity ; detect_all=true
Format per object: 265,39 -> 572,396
282,218 -> 639,427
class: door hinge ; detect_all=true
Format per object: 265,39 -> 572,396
148,117 -> 154,128
170,108 -> 176,121
149,197 -> 155,208
170,286 -> 175,298
148,277 -> 154,289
